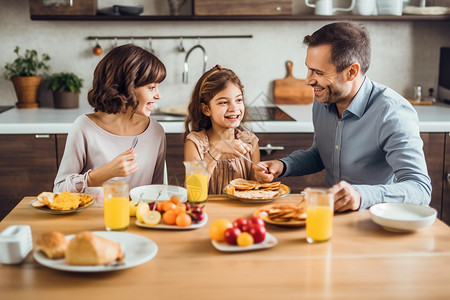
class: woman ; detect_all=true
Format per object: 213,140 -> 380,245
54,44 -> 167,198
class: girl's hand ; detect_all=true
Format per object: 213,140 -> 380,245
218,139 -> 252,157
107,148 -> 138,177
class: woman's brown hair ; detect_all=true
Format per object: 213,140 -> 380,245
184,65 -> 245,140
88,44 -> 166,114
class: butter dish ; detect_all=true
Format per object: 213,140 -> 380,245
0,225 -> 33,264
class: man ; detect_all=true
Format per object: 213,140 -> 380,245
255,22 -> 431,211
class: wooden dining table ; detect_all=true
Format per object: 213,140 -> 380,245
1,194 -> 450,300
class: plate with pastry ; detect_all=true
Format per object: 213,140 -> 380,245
33,231 -> 157,272
31,191 -> 94,214
254,201 -> 307,227
223,178 -> 290,203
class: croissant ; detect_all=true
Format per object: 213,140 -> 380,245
65,231 -> 122,265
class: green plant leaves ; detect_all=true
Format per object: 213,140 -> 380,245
3,46 -> 51,80
48,72 -> 83,93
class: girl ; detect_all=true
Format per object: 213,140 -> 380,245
54,44 -> 167,196
184,65 -> 260,194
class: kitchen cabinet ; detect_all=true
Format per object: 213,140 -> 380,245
421,133 -> 445,219
442,134 -> 450,225
0,134 -> 58,220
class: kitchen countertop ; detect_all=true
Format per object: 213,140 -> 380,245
1,104 -> 450,134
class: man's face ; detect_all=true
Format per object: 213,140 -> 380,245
305,44 -> 350,105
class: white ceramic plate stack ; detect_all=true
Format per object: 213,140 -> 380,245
369,203 -> 437,233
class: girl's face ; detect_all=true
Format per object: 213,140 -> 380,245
202,83 -> 245,130
134,83 -> 161,117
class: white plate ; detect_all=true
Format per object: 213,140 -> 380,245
129,185 -> 187,203
369,203 -> 437,232
135,212 -> 208,230
211,232 -> 277,252
33,231 -> 157,272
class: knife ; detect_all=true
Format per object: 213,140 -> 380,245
238,152 -> 269,173
222,140 -> 269,173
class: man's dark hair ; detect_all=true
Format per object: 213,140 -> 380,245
303,22 -> 371,74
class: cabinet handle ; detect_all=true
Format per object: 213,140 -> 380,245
260,143 -> 284,155
447,173 -> 450,182
35,134 -> 50,139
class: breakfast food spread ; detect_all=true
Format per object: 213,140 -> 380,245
35,231 -> 68,259
65,231 -> 123,266
224,178 -> 289,200
33,191 -> 93,210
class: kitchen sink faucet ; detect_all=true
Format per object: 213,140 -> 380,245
182,44 -> 208,83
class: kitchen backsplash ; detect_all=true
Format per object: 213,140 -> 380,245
0,0 -> 449,109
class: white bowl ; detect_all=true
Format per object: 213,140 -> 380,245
129,185 -> 187,203
369,203 -> 437,232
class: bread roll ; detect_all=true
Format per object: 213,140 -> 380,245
35,231 -> 68,259
65,231 -> 122,266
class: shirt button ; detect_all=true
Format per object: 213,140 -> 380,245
335,145 -> 339,149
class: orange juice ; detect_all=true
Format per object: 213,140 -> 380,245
186,173 -> 208,203
103,181 -> 129,231
104,197 -> 130,231
306,206 -> 333,243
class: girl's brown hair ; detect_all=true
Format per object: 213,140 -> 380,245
88,44 -> 166,114
184,65 -> 245,140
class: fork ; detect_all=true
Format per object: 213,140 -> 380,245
130,136 -> 138,150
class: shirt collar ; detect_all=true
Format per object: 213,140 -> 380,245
344,76 -> 373,119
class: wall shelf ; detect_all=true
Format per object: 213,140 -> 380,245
30,14 -> 450,22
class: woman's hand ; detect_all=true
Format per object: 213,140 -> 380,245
107,148 -> 138,177
87,149 -> 138,186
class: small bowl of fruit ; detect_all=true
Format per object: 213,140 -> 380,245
209,216 -> 277,252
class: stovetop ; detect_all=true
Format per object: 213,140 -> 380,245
246,106 -> 295,121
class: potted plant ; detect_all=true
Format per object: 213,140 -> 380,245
48,72 -> 83,109
3,46 -> 51,108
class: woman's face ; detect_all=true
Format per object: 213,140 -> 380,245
134,83 -> 161,117
202,83 -> 245,130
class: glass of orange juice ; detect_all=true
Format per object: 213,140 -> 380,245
103,181 -> 130,231
184,161 -> 208,205
304,187 -> 334,243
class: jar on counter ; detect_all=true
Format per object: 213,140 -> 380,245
414,85 -> 422,102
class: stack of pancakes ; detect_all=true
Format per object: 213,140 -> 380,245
262,202 -> 307,223
225,178 -> 287,199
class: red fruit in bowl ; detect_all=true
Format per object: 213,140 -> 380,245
240,223 -> 251,233
224,227 -> 242,245
233,217 -> 248,231
248,223 -> 266,243
248,216 -> 265,228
